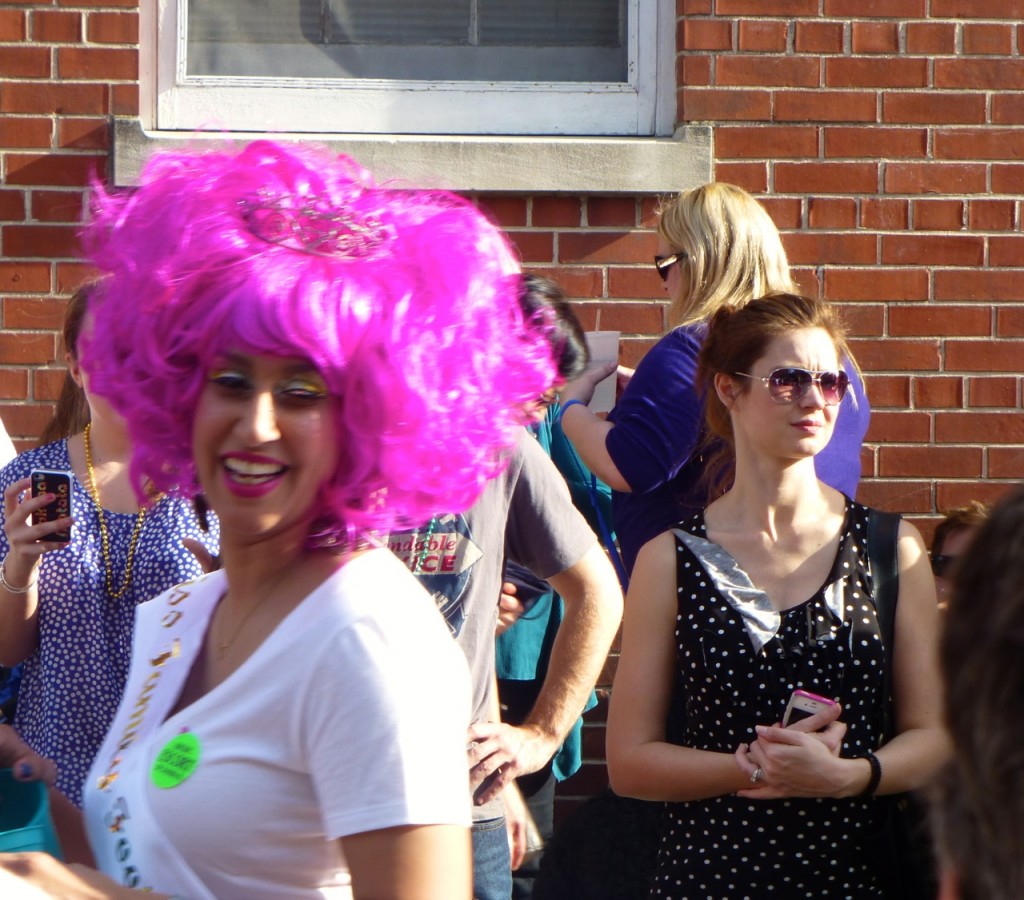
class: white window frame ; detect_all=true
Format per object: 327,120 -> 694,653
145,0 -> 677,136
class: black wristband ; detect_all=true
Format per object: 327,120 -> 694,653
860,751 -> 882,797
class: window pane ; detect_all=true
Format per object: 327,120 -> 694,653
187,0 -> 627,82
480,0 -> 622,48
326,0 -> 469,44
188,0 -> 321,44
187,0 -> 471,45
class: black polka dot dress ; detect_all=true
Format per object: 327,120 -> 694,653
651,502 -> 886,899
0,440 -> 220,806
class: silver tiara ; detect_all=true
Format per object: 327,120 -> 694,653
239,189 -> 393,260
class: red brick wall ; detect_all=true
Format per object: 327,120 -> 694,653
699,3 -> 1024,520
2,0 -> 1023,817
0,1 -> 137,446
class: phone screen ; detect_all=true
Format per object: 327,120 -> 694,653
785,705 -> 817,726
31,470 -> 72,543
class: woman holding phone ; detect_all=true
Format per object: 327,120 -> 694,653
0,139 -> 555,898
0,283 -> 219,806
607,293 -> 947,897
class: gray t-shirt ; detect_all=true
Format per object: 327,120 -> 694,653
388,430 -> 596,819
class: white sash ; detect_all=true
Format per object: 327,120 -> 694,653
83,572 -> 225,898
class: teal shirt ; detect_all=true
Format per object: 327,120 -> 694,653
495,403 -> 610,781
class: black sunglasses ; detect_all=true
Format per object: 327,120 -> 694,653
735,367 -> 850,406
653,252 -> 688,282
931,554 -> 958,578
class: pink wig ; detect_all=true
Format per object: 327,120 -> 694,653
80,140 -> 553,536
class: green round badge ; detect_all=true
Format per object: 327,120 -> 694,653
151,731 -> 201,789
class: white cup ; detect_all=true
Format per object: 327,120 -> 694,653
584,331 -> 620,414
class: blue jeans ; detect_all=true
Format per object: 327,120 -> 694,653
472,816 -> 512,900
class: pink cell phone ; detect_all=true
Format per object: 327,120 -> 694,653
783,689 -> 836,727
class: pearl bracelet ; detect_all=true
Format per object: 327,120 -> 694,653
0,555 -> 37,594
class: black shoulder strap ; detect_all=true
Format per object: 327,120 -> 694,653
867,508 -> 902,744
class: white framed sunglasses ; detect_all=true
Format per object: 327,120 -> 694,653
735,366 -> 850,406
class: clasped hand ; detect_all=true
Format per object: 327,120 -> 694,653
733,702 -> 848,800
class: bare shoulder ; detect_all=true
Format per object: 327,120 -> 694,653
626,530 -> 684,611
896,517 -> 928,557
634,529 -> 682,574
894,517 -> 938,613
620,530 -> 684,669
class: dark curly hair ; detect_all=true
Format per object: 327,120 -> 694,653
934,485 -> 1024,900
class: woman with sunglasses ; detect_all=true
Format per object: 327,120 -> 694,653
929,500 -> 988,608
558,183 -> 870,576
606,293 -> 947,897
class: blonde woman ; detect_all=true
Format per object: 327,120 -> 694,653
559,183 -> 870,574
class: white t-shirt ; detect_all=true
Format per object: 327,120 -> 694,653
83,550 -> 472,899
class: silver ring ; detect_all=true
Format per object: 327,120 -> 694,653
750,767 -> 764,784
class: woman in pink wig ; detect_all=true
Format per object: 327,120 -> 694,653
0,140 -> 553,899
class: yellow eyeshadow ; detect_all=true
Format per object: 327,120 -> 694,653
283,375 -> 328,396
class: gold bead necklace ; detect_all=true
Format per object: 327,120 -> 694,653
83,423 -> 147,600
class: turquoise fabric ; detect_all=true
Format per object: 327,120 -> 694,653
495,403 -> 609,781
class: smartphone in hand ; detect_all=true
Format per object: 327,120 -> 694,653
783,689 -> 836,727
30,469 -> 73,543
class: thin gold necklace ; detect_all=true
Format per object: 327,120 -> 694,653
83,423 -> 147,600
214,591 -> 275,660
